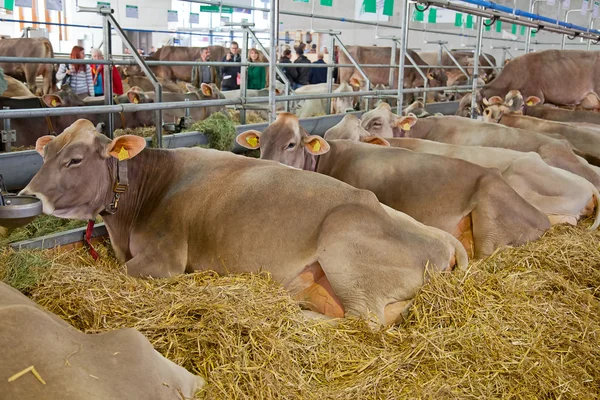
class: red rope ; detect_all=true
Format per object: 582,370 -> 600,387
85,219 -> 99,261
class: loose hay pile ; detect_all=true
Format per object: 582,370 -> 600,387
1,224 -> 599,399
186,112 -> 237,151
0,215 -> 98,247
228,109 -> 268,125
114,126 -> 157,138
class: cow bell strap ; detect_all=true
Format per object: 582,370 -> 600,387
87,159 -> 128,261
104,159 -> 129,215
113,95 -> 127,129
38,98 -> 56,135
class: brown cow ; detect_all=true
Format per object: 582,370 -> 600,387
1,74 -> 36,97
325,114 -> 600,230
237,113 -> 550,259
458,50 -> 600,116
125,46 -> 227,82
338,47 -> 447,103
482,91 -> 600,166
362,103 -> 600,189
0,38 -> 55,95
20,119 -> 467,326
0,282 -> 205,399
125,76 -> 184,93
418,50 -> 498,84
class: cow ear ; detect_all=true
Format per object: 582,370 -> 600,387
127,91 -> 142,104
525,96 -> 541,106
237,130 -> 261,149
361,135 -> 390,147
396,114 -> 418,131
302,135 -> 330,155
201,83 -> 213,97
43,94 -> 62,108
427,71 -> 434,80
488,96 -> 504,105
349,77 -> 362,89
36,135 -> 55,157
184,83 -> 196,93
106,135 -> 146,160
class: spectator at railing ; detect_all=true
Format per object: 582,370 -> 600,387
90,48 -> 124,96
309,53 -> 327,85
56,45 -> 94,98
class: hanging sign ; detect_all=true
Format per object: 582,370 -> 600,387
167,9 -> 178,22
126,4 -> 138,18
190,12 -> 199,24
0,0 -> 14,10
15,0 -> 32,8
562,0 -> 571,9
97,1 -> 109,9
45,0 -> 62,11
594,0 -> 600,17
582,0 -> 590,14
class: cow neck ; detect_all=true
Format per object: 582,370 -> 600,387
303,150 -> 320,172
403,118 -> 434,139
99,149 -> 177,248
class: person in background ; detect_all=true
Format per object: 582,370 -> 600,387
137,48 -> 145,56
247,48 -> 266,90
290,47 -> 310,90
56,45 -> 94,98
221,41 -> 241,91
309,44 -> 317,54
323,47 -> 329,55
278,49 -> 293,84
309,53 -> 327,85
148,46 -> 156,56
191,47 -> 220,88
90,48 -> 124,97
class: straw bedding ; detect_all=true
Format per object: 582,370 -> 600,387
1,222 -> 599,399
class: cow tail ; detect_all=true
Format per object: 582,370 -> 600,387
589,187 -> 600,231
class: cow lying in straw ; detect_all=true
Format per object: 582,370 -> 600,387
236,113 -> 551,259
0,281 -> 204,399
20,119 -> 467,326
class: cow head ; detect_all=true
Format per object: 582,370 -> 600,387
324,114 -> 390,147
361,103 -> 418,138
236,112 -> 329,170
19,119 -> 146,220
481,90 -> 542,123
424,68 -> 449,102
332,81 -> 357,114
455,91 -> 483,118
43,86 -> 84,108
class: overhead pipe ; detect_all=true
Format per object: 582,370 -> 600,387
448,0 -> 600,35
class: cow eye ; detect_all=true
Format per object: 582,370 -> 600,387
67,158 -> 83,167
286,143 -> 295,150
372,121 -> 382,127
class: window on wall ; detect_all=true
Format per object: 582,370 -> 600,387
170,0 -> 271,48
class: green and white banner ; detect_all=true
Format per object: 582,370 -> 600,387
0,0 -> 14,10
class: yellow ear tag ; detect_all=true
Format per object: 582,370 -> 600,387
51,99 -> 57,107
312,141 -> 321,152
402,122 -> 412,131
526,100 -> 533,106
246,136 -> 258,148
133,97 -> 139,104
118,146 -> 130,161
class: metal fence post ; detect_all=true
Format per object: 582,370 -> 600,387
102,13 -> 114,138
470,11 -> 484,119
240,28 -> 249,125
269,0 -> 278,123
397,0 -> 410,113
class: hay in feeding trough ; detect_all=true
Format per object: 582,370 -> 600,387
0,215 -> 100,248
227,109 -> 268,125
185,112 -> 236,151
1,224 -> 600,399
114,126 -> 157,138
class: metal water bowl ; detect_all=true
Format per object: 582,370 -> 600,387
0,194 -> 43,229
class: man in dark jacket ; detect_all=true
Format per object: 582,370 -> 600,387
290,48 -> 310,90
309,53 -> 327,84
278,49 -> 294,84
220,41 -> 241,91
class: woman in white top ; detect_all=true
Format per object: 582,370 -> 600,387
56,45 -> 94,99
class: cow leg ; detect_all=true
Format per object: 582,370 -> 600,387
580,92 -> 600,111
24,65 -> 39,96
123,240 -> 187,278
452,213 -> 475,259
